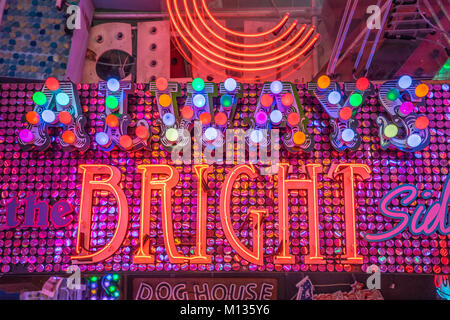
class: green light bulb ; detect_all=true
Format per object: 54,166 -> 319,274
349,93 -> 363,107
33,92 -> 47,106
192,78 -> 205,92
105,96 -> 119,109
114,292 -> 120,298
109,286 -> 116,292
220,94 -> 232,107
90,276 -> 98,282
387,88 -> 400,101
112,274 -> 119,281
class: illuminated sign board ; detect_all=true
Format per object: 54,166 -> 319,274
0,79 -> 448,275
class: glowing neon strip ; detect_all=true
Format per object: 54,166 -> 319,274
167,0 -> 320,72
200,0 -> 290,38
170,25 -> 313,82
190,0 -> 298,48
175,0 -> 315,65
184,0 -> 309,58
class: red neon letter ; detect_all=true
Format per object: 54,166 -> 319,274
71,165 -> 129,264
220,165 -> 266,265
330,164 -> 371,264
275,163 -> 324,264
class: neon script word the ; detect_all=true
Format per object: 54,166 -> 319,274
364,175 -> 450,242
4,194 -> 73,228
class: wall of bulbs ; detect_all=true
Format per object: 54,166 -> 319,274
0,75 -> 448,276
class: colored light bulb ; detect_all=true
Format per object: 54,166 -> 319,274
214,112 -> 227,126
105,114 -> 119,128
398,75 -> 412,89
114,292 -> 120,298
270,81 -> 283,94
26,111 -> 40,125
58,111 -> 73,125
181,106 -> 194,120
250,130 -> 264,144
281,92 -> 294,106
224,78 -> 237,92
45,77 -> 60,91
136,125 -> 149,140
342,128 -> 355,142
95,132 -> 110,147
328,91 -> 341,105
293,131 -> 306,145
162,113 -> 176,126
41,110 -> 56,124
356,77 -> 370,91
199,112 -> 211,125
91,276 -> 98,282
107,78 -> 120,92
166,128 -> 179,142
339,107 -> 353,120
193,94 -> 206,108
155,77 -> 168,91
349,93 -> 363,107
33,92 -> 47,106
317,75 -> 330,89
270,110 -> 283,125
415,116 -> 429,130
407,134 -> 422,148
105,96 -> 119,110
387,88 -> 400,101
255,111 -> 268,125
384,124 -> 399,138
19,129 -> 34,143
287,112 -> 300,127
62,130 -> 76,144
192,78 -> 205,92
260,94 -> 273,108
119,135 -> 132,150
204,127 -> 218,141
220,94 -> 233,108
399,101 -> 414,115
55,92 -> 70,107
112,274 -> 120,281
159,94 -> 171,107
415,84 -> 429,98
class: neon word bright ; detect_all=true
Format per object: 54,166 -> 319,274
364,175 -> 450,242
69,163 -> 371,265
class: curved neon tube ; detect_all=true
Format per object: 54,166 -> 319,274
177,0 -> 299,49
201,0 -> 290,38
171,0 -> 318,67
170,26 -> 313,82
184,0 -> 308,58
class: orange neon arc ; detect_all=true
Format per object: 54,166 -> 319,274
192,0 -> 299,49
200,0 -> 290,38
186,0 -> 309,59
174,0 -> 316,64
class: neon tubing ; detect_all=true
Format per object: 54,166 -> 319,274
200,0 -> 290,38
184,0 -> 309,58
188,0 -> 299,49
169,0 -> 319,69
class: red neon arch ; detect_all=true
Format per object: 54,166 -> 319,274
200,0 -> 290,38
